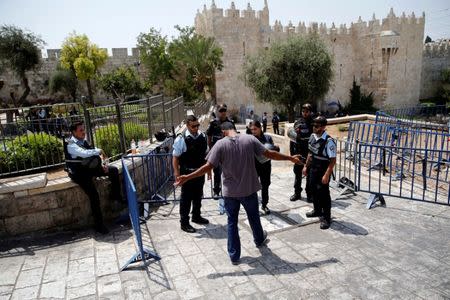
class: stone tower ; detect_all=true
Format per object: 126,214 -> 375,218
195,1 -> 425,113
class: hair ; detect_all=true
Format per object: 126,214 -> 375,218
313,116 -> 327,126
70,121 -> 84,133
249,120 -> 262,129
185,115 -> 198,124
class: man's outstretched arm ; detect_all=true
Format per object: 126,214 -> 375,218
263,150 -> 303,165
174,162 -> 214,186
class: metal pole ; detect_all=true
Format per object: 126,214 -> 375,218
115,100 -> 127,155
161,95 -> 167,131
146,97 -> 153,142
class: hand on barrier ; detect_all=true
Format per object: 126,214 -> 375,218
207,170 -> 212,181
174,175 -> 188,187
302,167 -> 308,177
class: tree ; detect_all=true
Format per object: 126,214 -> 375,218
168,26 -> 223,99
346,78 -> 376,114
98,66 -> 144,101
49,65 -> 78,101
137,26 -> 223,102
439,68 -> 450,103
0,25 -> 44,107
60,33 -> 107,105
137,28 -> 173,91
243,35 -> 333,121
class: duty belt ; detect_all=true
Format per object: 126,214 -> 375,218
312,154 -> 329,161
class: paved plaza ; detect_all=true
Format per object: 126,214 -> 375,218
1,160 -> 450,299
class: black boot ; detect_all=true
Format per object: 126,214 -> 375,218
181,223 -> 196,233
290,194 -> 301,201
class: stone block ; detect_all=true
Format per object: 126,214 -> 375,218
0,173 -> 47,194
15,193 -> 59,215
13,190 -> 28,198
49,207 -> 75,227
4,211 -> 52,235
0,194 -> 17,218
28,177 -> 76,196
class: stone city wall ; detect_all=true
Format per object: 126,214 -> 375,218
420,39 -> 450,99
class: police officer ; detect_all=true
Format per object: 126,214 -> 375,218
206,104 -> 236,197
66,121 -> 121,234
289,103 -> 314,202
262,112 -> 268,132
249,121 -> 280,215
303,116 -> 336,229
173,115 -> 209,233
272,111 -> 280,135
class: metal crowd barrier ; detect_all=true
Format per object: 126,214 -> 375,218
346,121 -> 450,182
356,142 -> 450,206
120,159 -> 160,271
375,106 -> 449,131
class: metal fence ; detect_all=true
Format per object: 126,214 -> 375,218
375,105 -> 450,131
356,142 -> 450,205
0,95 -> 210,178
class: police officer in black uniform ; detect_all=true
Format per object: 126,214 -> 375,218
66,121 -> 121,234
289,103 -> 314,202
206,104 -> 236,197
249,121 -> 280,215
173,115 -> 209,233
303,116 -> 336,229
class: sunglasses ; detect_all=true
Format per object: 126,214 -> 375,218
190,124 -> 200,128
313,125 -> 323,128
219,110 -> 227,113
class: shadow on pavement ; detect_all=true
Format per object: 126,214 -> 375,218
207,246 -> 339,279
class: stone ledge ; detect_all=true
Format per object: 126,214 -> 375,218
0,173 -> 48,194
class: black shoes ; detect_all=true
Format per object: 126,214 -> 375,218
306,210 -> 321,218
320,219 -> 331,230
290,194 -> 301,201
231,260 -> 240,265
191,216 -> 209,225
256,230 -> 269,248
262,206 -> 271,215
95,223 -> 109,234
181,224 -> 196,233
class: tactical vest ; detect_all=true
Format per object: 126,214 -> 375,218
308,134 -> 332,168
209,117 -> 234,145
179,133 -> 207,175
65,139 -> 97,175
294,117 -> 313,142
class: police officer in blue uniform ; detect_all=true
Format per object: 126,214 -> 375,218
303,116 -> 336,229
290,103 -> 314,202
206,104 -> 236,197
173,115 -> 209,233
66,121 -> 121,234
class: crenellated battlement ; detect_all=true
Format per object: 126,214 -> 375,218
43,47 -> 140,59
423,39 -> 450,57
196,1 -> 424,39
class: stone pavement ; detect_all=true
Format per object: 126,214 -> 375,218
1,160 -> 450,299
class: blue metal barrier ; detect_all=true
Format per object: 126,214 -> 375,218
120,159 -> 160,271
356,142 -> 450,206
375,107 -> 449,131
346,121 -> 450,184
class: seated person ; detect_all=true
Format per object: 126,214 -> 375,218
66,121 -> 121,234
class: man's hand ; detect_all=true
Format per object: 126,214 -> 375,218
322,173 -> 330,185
174,175 -> 189,187
207,169 -> 212,181
302,167 -> 308,177
291,154 -> 303,165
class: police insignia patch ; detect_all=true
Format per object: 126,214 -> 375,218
330,145 -> 335,152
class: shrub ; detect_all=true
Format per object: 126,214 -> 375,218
338,125 -> 349,132
0,133 -> 63,173
94,122 -> 148,158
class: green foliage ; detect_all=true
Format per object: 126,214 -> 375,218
0,25 -> 45,105
0,133 -> 63,173
94,122 -> 148,158
168,26 -> 223,96
60,33 -> 107,104
49,66 -> 78,100
98,66 -> 144,100
346,78 -> 376,114
137,28 -> 173,88
243,35 -> 333,122
137,26 -> 223,101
